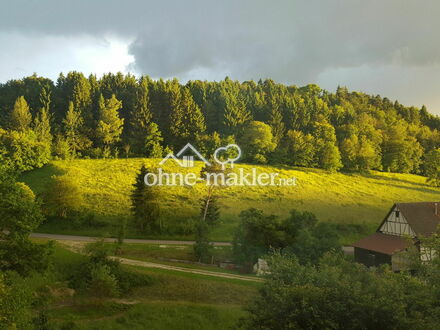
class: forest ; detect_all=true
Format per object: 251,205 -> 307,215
0,72 -> 440,181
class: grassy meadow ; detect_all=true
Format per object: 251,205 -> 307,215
21,158 -> 440,243
36,242 -> 257,329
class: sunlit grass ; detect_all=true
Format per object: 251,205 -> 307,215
21,158 -> 440,243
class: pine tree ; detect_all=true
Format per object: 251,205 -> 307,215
169,87 -> 206,146
268,105 -> 285,145
223,92 -> 251,135
130,165 -> 160,232
144,122 -> 164,158
63,101 -> 84,155
96,94 -> 124,147
130,77 -> 154,153
34,87 -> 52,145
10,96 -> 32,131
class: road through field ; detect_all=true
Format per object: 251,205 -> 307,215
30,232 -> 232,246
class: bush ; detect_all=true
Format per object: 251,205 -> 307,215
70,239 -> 151,296
88,264 -> 119,298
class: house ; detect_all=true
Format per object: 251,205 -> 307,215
352,202 -> 440,271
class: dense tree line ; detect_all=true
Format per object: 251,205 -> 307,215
1,72 -> 440,178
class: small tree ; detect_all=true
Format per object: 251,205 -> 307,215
88,264 -> 120,298
0,172 -> 51,275
193,220 -> 213,262
200,194 -> 220,226
144,122 -> 164,158
194,161 -> 226,261
130,165 -> 160,232
10,96 -> 32,131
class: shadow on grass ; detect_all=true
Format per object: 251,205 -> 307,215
362,172 -> 440,195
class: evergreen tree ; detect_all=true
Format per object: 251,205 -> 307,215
96,94 -> 124,148
10,96 -> 32,131
130,76 -> 153,153
144,122 -> 164,158
268,106 -> 285,145
63,101 -> 86,155
223,90 -> 251,135
34,104 -> 52,147
170,87 -> 206,147
193,220 -> 213,262
131,165 -> 160,232
284,130 -> 316,167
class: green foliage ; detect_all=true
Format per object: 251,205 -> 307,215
283,130 -> 316,167
0,128 -> 51,171
129,76 -> 153,153
425,148 -> 440,186
0,173 -> 43,240
241,252 -> 440,329
63,101 -> 90,155
233,208 -> 339,268
170,87 -> 206,146
1,73 -> 439,175
52,134 -> 71,160
131,165 -> 161,232
20,159 -> 440,242
233,209 -> 283,269
382,119 -> 424,173
70,239 -> 151,296
88,264 -> 120,298
0,172 -> 51,275
96,94 -> 124,147
144,122 -> 164,158
10,96 -> 32,131
43,174 -> 83,218
200,194 -> 220,226
34,88 -> 53,147
0,273 -> 33,329
239,121 -> 276,163
282,210 -> 340,264
193,220 -> 213,262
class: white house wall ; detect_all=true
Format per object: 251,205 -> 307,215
379,206 -> 416,237
420,245 -> 437,262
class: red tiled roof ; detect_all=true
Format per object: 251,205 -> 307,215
352,233 -> 411,255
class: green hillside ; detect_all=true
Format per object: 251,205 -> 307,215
21,159 -> 440,243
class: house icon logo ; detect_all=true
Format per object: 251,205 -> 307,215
159,143 -> 211,168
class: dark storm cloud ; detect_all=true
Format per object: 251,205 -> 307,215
0,0 -> 440,111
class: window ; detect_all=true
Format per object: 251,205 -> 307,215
395,211 -> 400,218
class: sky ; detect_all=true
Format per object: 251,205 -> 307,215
0,0 -> 439,114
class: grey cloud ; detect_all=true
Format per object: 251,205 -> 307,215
0,0 -> 440,112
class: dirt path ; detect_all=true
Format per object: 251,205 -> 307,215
30,232 -> 232,246
41,236 -> 262,283
110,256 -> 263,282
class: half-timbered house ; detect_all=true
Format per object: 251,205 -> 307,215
352,202 -> 440,271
